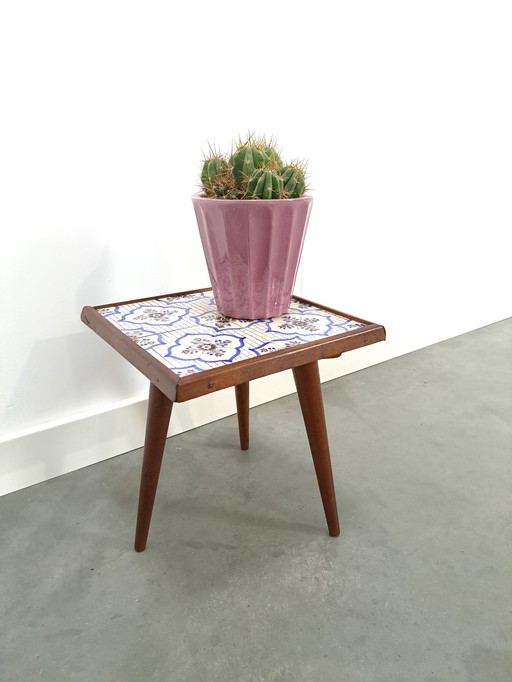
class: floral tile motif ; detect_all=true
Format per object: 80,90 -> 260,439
118,306 -> 188,333
330,318 -> 368,333
155,293 -> 207,305
96,292 -> 369,376
287,300 -> 317,313
129,332 -> 166,350
165,333 -> 245,363
161,363 -> 204,377
265,312 -> 334,336
248,335 -> 315,356
192,311 -> 259,332
97,305 -> 121,317
123,329 -> 152,340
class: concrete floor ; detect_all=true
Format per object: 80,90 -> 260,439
1,319 -> 511,682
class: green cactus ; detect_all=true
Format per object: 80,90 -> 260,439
201,156 -> 230,190
280,164 -> 306,198
262,146 -> 282,168
246,168 -> 284,199
229,145 -> 270,187
199,135 -> 308,199
201,156 -> 241,198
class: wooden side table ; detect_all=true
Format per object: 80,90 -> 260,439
81,288 -> 385,551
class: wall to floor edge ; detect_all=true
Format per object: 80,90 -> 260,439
2,317 -> 509,498
0,346 -> 374,497
0,370 -> 302,497
0,396 -> 148,497
0,336 -> 387,497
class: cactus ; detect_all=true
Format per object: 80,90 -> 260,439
204,172 -> 240,199
201,156 -> 230,189
229,145 -> 270,186
246,169 -> 284,199
280,164 -> 306,198
199,135 -> 308,199
262,146 -> 283,168
200,156 -> 240,198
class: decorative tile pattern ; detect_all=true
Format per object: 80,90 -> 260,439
97,291 -> 367,376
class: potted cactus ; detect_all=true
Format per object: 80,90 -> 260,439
192,135 -> 312,319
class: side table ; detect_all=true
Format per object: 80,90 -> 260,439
81,288 -> 385,551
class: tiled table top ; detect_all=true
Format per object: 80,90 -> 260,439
97,290 -> 368,377
82,288 -> 385,401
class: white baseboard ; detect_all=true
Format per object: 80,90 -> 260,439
0,395 -> 148,497
0,341 -> 393,498
1,318 -> 507,498
0,372 -> 301,497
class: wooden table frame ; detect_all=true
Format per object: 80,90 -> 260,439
81,287 -> 385,551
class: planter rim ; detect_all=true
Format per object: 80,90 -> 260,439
192,193 -> 313,205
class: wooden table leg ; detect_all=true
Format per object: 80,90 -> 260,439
292,361 -> 340,536
134,382 -> 173,552
235,382 -> 250,451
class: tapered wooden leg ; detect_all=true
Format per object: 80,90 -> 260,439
134,382 -> 173,552
292,362 -> 340,536
235,382 -> 250,450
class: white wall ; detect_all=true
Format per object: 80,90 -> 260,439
1,1 -> 510,495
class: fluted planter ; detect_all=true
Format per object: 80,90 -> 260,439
192,195 -> 313,319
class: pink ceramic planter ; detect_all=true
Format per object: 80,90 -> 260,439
192,195 -> 313,319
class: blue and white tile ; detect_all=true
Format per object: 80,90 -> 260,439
191,311 -> 260,333
287,300 -> 319,314
98,292 -> 370,375
264,312 -> 334,337
146,344 -> 211,375
248,335 -> 320,357
329,315 -> 367,333
156,292 -> 208,305
97,305 -> 121,318
156,292 -> 213,316
128,332 -> 167,350
102,303 -> 187,334
164,332 -> 246,364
